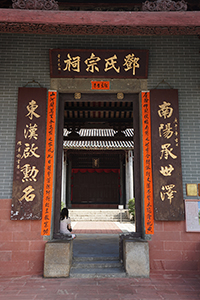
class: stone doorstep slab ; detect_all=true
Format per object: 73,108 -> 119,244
72,260 -> 122,269
123,239 -> 150,278
44,240 -> 73,278
70,267 -> 127,279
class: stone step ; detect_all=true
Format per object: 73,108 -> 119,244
69,209 -> 130,222
70,267 -> 127,278
70,256 -> 126,278
73,256 -> 119,262
72,260 -> 122,269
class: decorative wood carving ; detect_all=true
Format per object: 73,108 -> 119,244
0,23 -> 199,36
12,0 -> 59,10
142,0 -> 187,11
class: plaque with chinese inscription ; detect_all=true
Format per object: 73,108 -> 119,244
91,81 -> 110,90
49,49 -> 149,79
11,87 -> 47,220
150,89 -> 184,221
141,91 -> 154,234
41,91 -> 57,236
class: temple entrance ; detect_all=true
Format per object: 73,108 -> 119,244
54,93 -> 142,238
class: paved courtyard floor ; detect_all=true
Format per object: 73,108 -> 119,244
72,221 -> 135,234
0,273 -> 200,300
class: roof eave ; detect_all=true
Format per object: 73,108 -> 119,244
0,9 -> 200,35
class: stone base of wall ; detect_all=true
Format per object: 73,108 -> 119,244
123,239 -> 150,277
149,221 -> 200,273
44,240 -> 73,277
1,199 -> 200,276
0,199 -> 46,277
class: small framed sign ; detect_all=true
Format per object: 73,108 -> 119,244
185,200 -> 200,232
91,81 -> 110,90
186,184 -> 198,197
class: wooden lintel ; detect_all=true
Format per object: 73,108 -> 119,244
64,118 -> 133,123
63,136 -> 133,141
64,107 -> 133,112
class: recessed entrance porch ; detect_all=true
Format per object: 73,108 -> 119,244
46,80 -> 149,278
54,92 -> 142,237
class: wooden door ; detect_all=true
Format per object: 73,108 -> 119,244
72,170 -> 120,208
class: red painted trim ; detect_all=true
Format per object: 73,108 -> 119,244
41,91 -> 57,236
0,9 -> 200,36
141,91 -> 154,235
0,10 -> 200,27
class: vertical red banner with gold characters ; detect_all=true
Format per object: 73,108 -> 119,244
41,91 -> 57,236
11,87 -> 47,220
141,91 -> 154,234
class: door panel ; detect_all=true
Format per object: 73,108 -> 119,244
72,171 -> 119,206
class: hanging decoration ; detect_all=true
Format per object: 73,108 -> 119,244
141,91 -> 154,234
11,87 -> 47,220
150,89 -> 184,221
41,91 -> 57,236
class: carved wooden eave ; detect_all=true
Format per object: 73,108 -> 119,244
12,0 -> 59,10
0,9 -> 200,36
142,0 -> 187,11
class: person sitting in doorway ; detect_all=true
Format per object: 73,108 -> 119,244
60,207 -> 76,239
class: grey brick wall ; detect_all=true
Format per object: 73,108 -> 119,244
0,34 -> 199,198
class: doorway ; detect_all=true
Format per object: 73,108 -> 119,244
53,93 -> 142,238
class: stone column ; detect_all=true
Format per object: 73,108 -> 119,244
66,157 -> 72,208
44,240 -> 73,278
125,150 -> 134,207
119,156 -> 124,205
123,239 -> 150,277
61,150 -> 67,208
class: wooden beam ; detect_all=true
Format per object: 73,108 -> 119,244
1,10 -> 200,36
63,136 -> 133,141
64,107 -> 133,112
1,9 -> 200,27
64,117 -> 133,123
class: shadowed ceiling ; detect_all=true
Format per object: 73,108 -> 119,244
1,0 -> 200,10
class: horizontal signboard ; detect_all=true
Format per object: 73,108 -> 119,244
49,49 -> 149,79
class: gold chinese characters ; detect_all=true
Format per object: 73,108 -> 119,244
17,99 -> 41,202
59,52 -> 140,74
158,101 -> 178,204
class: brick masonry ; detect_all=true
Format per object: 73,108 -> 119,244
0,198 -> 199,276
0,34 -> 200,275
149,221 -> 200,273
0,199 -> 46,276
0,34 -> 199,198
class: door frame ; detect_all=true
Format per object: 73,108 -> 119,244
53,92 -> 142,238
